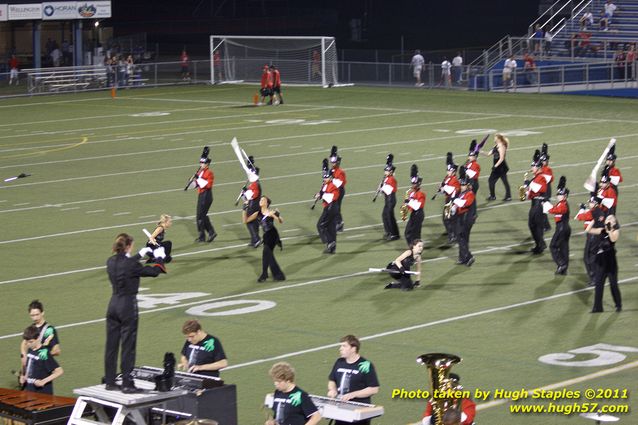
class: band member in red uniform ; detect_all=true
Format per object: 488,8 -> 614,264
435,153 -> 460,244
316,159 -> 340,254
452,168 -> 476,266
575,194 -> 605,285
330,146 -> 347,232
598,169 -> 618,215
180,50 -> 190,80
260,65 -> 274,105
421,373 -> 476,425
270,65 -> 284,104
194,156 -> 217,243
404,165 -> 426,246
465,140 -> 481,195
242,157 -> 262,248
540,144 -> 554,232
378,154 -> 400,240
524,150 -> 548,254
606,144 -> 622,192
545,177 -> 571,275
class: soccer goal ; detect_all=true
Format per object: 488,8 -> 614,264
209,35 -> 340,87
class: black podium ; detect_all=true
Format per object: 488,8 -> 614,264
162,384 -> 237,425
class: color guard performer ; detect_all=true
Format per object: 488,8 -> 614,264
316,159 -> 340,254
242,157 -> 262,248
452,168 -> 476,266
403,165 -> 426,246
598,168 -> 618,215
145,214 -> 173,263
384,239 -> 423,290
540,144 -> 554,232
483,133 -> 511,201
545,177 -> 571,275
330,146 -> 347,232
575,193 -> 605,285
194,155 -> 217,243
243,196 -> 285,282
524,150 -> 548,254
377,154 -> 400,240
464,140 -> 481,195
605,144 -> 622,192
435,153 -> 460,244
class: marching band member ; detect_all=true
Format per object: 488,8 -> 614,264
404,165 -> 426,246
243,196 -> 285,282
316,159 -> 341,254
483,133 -> 511,201
330,146 -> 347,232
575,194 -> 605,285
178,319 -> 228,377
545,177 -> 570,275
379,154 -> 400,240
605,144 -> 622,192
327,335 -> 380,425
243,157 -> 262,248
194,155 -> 217,243
540,144 -> 554,232
20,325 -> 64,395
598,168 -> 618,215
145,214 -> 173,263
384,239 -> 423,290
437,153 -> 460,244
266,362 -> 320,425
452,168 -> 476,266
421,373 -> 476,425
465,140 -> 481,195
20,300 -> 61,370
587,214 -> 622,313
525,150 -> 548,254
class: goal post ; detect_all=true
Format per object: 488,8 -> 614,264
209,35 -> 339,87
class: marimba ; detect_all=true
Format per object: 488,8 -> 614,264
0,388 -> 76,425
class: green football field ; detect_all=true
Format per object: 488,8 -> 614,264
1,85 -> 637,425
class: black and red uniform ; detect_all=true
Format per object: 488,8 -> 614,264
317,180 -> 341,253
404,188 -> 426,245
453,188 -> 476,265
465,159 -> 481,194
576,204 -> 605,284
244,180 -> 261,247
441,174 -> 461,241
608,166 -> 623,191
271,67 -> 284,103
260,68 -> 273,100
598,185 -> 618,215
548,199 -> 571,273
527,172 -> 547,253
331,166 -> 347,231
422,398 -> 476,425
541,164 -> 554,231
196,166 -> 216,242
381,175 -> 399,239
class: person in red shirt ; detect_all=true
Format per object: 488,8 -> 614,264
316,159 -> 340,254
598,169 -> 618,215
545,176 -> 571,275
540,143 -> 554,232
269,65 -> 284,104
180,50 -> 190,80
436,153 -> 461,244
452,168 -> 476,266
194,156 -> 217,242
404,165 -> 426,246
525,150 -> 548,254
464,140 -> 481,195
421,374 -> 476,425
329,146 -> 347,232
260,65 -> 274,105
9,54 -> 19,85
605,144 -> 622,192
379,154 -> 400,240
242,158 -> 262,248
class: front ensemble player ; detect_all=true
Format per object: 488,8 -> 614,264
328,335 -> 380,425
267,362 -> 320,425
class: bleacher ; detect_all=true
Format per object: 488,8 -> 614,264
25,65 -> 108,93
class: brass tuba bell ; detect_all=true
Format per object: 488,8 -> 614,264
417,353 -> 462,425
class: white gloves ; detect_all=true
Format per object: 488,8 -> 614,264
153,246 -> 166,259
138,247 -> 153,257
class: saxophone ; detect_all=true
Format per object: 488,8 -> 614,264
400,188 -> 412,221
443,201 -> 453,219
417,353 -> 463,425
519,172 -> 529,201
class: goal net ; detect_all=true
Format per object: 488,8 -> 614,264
209,36 -> 339,87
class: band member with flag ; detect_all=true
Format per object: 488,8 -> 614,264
598,169 -> 618,215
266,362 -> 320,425
384,239 -> 423,290
330,146 -> 347,232
404,165 -> 426,245
243,196 -> 285,282
452,168 -> 476,266
20,325 -> 64,395
316,159 -> 340,254
379,154 -> 400,240
145,214 -> 173,263
436,153 -> 460,244
524,150 -> 548,254
260,65 -> 274,105
270,65 -> 284,104
606,144 -> 622,192
327,335 -> 380,425
465,140 -> 481,195
194,154 -> 217,243
242,157 -> 262,248
575,193 -> 605,285
587,214 -> 622,313
178,319 -> 228,377
483,133 -> 511,201
545,177 -> 571,275
540,144 -> 554,232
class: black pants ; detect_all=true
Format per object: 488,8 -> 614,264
335,186 -> 345,226
196,190 -> 215,239
550,220 -> 570,269
471,179 -> 479,196
443,210 -> 456,241
488,167 -> 511,198
105,295 -> 138,386
405,209 -> 424,245
246,200 -> 261,245
592,250 -> 621,312
584,234 -> 597,282
382,193 -> 399,237
456,213 -> 474,263
317,203 -> 338,245
261,229 -> 284,279
386,263 -> 414,290
543,184 -> 552,231
528,200 -> 546,250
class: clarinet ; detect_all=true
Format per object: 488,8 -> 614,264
372,176 -> 385,202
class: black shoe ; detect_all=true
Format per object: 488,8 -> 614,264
324,241 -> 336,254
486,196 -> 496,201
105,384 -> 119,391
401,285 -> 414,291
121,384 -> 142,394
465,257 -> 475,267
456,259 -> 466,265
253,239 -> 263,248
195,237 -> 205,242
384,282 -> 398,289
257,275 -> 268,283
388,235 -> 401,241
274,275 -> 286,281
412,281 -> 421,288
502,197 -> 512,202
336,222 -> 344,232
591,309 -> 603,313
616,306 -> 622,312
207,233 -> 217,243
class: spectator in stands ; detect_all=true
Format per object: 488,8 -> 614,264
544,29 -> 554,56
8,54 -> 19,85
410,50 -> 425,86
523,52 -> 537,85
452,52 -> 463,85
600,11 -> 610,31
502,55 -> 517,90
602,0 -> 618,31
61,40 -> 71,66
50,47 -> 62,67
614,49 -> 626,79
126,54 -> 134,86
117,57 -> 127,87
626,44 -> 636,80
580,9 -> 594,30
440,56 -> 452,87
45,38 -> 56,57
532,25 -> 544,53
578,31 -> 593,56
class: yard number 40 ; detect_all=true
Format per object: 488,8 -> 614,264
539,343 -> 638,367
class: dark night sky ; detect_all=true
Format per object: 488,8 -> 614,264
109,0 -> 541,53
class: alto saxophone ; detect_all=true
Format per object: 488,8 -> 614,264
417,353 -> 463,425
519,172 -> 529,201
443,201 -> 453,219
400,189 -> 412,221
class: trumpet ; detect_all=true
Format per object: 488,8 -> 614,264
519,172 -> 529,201
400,189 -> 412,221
